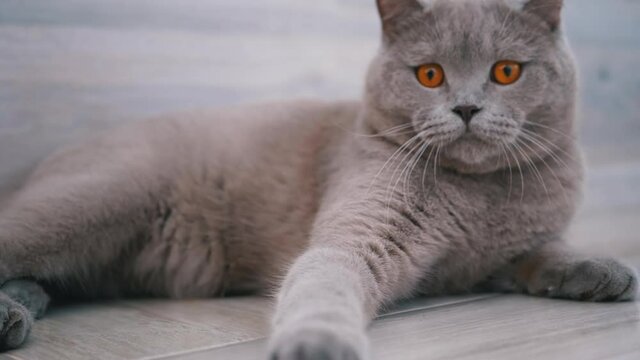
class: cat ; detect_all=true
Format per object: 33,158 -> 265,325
0,0 -> 637,358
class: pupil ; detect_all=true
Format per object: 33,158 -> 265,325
427,69 -> 435,80
503,66 -> 512,77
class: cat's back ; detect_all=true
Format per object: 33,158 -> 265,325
27,99 -> 361,185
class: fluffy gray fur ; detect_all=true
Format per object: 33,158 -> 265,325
0,0 -> 637,358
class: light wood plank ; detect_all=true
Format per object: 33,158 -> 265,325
1,295 -> 502,360
155,338 -> 267,360
371,296 -> 640,360
1,298 -> 268,360
122,297 -> 272,340
173,296 -> 640,360
153,295 -> 500,360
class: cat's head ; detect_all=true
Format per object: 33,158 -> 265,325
364,0 -> 577,174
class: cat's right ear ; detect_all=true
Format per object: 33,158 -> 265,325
376,0 -> 425,39
506,0 -> 564,32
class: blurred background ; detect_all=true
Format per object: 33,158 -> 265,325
0,0 -> 639,259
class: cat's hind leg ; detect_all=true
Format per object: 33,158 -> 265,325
0,280 -> 49,350
0,168 -> 150,350
0,134 -> 169,295
0,172 -> 156,287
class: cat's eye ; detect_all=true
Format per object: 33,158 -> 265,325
492,60 -> 522,85
416,64 -> 445,88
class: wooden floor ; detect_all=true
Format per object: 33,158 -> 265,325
1,0 -> 639,359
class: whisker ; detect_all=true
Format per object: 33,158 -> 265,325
421,141 -> 437,197
518,136 -> 572,204
337,121 -> 415,139
367,134 -> 423,194
520,129 -> 575,166
518,132 -> 567,171
513,140 -> 549,197
499,142 -> 514,202
523,120 -> 576,142
355,123 -> 416,138
402,141 -> 430,206
384,139 -> 424,224
432,144 -> 442,187
355,130 -> 417,139
504,142 -> 525,202
497,8 -> 514,40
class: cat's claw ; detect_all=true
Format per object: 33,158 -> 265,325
269,328 -> 366,360
0,296 -> 33,350
529,258 -> 638,302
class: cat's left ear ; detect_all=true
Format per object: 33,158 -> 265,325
376,0 -> 425,37
517,0 -> 564,31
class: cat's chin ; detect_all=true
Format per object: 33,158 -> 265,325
439,137 -> 504,174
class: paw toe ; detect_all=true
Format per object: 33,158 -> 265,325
608,272 -> 639,302
563,259 -> 638,302
270,329 -> 364,360
0,298 -> 33,350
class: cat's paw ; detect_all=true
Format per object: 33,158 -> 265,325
528,258 -> 638,302
0,295 -> 33,350
268,328 -> 366,360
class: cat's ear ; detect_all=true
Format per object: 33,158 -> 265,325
376,0 -> 426,37
517,0 -> 564,31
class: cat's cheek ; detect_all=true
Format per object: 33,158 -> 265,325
518,67 -> 550,107
492,80 -> 545,114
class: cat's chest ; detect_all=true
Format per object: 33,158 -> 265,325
423,174 -> 562,254
415,172 -> 574,293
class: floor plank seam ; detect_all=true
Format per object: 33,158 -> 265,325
1,354 -> 25,360
377,294 -> 502,319
137,337 -> 268,360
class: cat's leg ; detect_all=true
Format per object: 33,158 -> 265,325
490,242 -> 638,302
0,280 -> 50,349
0,167 -> 159,290
0,169 -> 158,349
269,202 -> 431,360
269,247 -> 374,360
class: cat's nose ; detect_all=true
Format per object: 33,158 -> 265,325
452,105 -> 482,124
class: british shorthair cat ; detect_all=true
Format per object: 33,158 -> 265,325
0,0 -> 636,359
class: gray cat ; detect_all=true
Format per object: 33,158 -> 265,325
0,0 -> 637,358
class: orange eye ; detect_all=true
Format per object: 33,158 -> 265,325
416,64 -> 445,88
492,60 -> 522,85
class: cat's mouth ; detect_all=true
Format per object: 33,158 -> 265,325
417,125 -> 513,169
439,135 -> 504,168
416,115 -> 522,167
420,126 -> 508,147
449,132 -> 501,150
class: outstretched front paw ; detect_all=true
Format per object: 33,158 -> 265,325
269,328 -> 366,360
0,295 -> 33,350
528,258 -> 638,302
